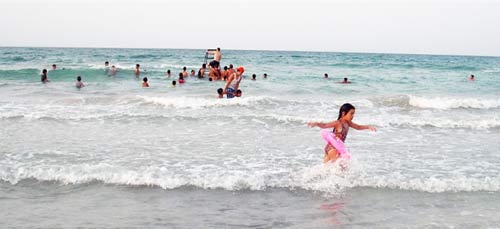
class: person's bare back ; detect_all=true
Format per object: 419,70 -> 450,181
214,49 -> 221,62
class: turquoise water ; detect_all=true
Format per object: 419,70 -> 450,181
1,47 -> 500,227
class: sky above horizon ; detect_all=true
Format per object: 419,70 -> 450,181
1,0 -> 499,56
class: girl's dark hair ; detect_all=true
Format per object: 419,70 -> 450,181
337,103 -> 355,120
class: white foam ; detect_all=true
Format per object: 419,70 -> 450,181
376,116 -> 500,130
2,162 -> 500,194
409,95 -> 500,110
1,100 -> 499,129
136,95 -> 280,109
293,161 -> 500,193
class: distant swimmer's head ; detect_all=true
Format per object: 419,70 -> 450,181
263,73 -> 267,78
136,64 -> 140,68
324,73 -> 328,78
209,78 -> 213,82
229,64 -> 233,69
217,88 -> 223,98
143,77 -> 148,82
172,80 -> 176,86
202,64 -> 206,68
224,66 -> 228,71
179,73 -> 183,79
42,69 -> 47,74
470,74 -> 475,80
77,76 -> 82,81
338,103 -> 356,121
237,66 -> 244,74
167,69 -> 171,74
105,61 -> 109,66
252,74 -> 256,80
236,89 -> 242,97
183,66 -> 187,71
217,47 -> 220,51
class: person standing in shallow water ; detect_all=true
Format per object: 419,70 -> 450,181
224,66 -> 244,99
134,64 -> 140,78
142,77 -> 149,87
198,64 -> 206,78
308,103 -> 376,163
40,69 -> 49,83
75,76 -> 85,89
182,67 -> 188,78
104,61 -> 110,74
207,47 -> 222,67
110,65 -> 117,77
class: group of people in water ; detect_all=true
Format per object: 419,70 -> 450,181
324,73 -> 351,84
39,48 -> 272,99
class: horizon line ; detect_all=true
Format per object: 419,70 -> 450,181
1,45 -> 499,58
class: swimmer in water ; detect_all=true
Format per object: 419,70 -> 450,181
142,77 -> 149,87
75,76 -> 85,89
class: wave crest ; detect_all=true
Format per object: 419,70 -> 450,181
408,95 -> 500,110
2,163 -> 500,194
136,95 -> 280,109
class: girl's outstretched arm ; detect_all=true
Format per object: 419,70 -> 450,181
308,120 -> 339,129
348,121 -> 377,131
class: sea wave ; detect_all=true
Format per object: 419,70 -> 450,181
2,163 -> 499,194
375,95 -> 500,110
1,101 -> 499,129
136,95 -> 283,109
408,95 -> 500,110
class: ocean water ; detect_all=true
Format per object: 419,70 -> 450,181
1,47 -> 500,227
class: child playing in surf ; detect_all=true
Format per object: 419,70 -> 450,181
308,103 -> 376,163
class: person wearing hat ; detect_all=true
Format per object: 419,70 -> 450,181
223,66 -> 244,99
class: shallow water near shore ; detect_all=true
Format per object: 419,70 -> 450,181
1,47 -> 500,227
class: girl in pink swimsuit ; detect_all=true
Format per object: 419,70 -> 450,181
308,103 -> 377,163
